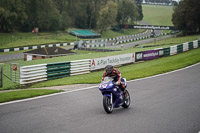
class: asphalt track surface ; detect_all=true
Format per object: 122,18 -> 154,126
0,63 -> 200,133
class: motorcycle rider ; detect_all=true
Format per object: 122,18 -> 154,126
102,65 -> 127,96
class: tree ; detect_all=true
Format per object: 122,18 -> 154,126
0,0 -> 27,32
37,0 -> 62,31
116,0 -> 139,24
172,0 -> 200,34
97,0 -> 117,33
135,0 -> 143,21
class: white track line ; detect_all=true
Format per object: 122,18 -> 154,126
0,62 -> 200,106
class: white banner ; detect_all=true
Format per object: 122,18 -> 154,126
91,53 -> 135,70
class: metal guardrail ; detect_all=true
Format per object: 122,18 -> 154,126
70,59 -> 90,76
47,62 -> 70,80
18,40 -> 200,85
20,64 -> 47,84
0,30 -> 155,53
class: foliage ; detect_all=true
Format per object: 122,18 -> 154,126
0,0 -> 142,32
116,0 -> 139,24
0,0 -> 27,32
172,0 -> 200,35
97,1 -> 117,33
135,0 -> 143,21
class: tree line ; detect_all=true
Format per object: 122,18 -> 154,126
172,0 -> 200,35
0,0 -> 143,33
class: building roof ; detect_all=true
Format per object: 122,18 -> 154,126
24,47 -> 74,56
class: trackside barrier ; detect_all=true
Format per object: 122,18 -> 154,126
19,40 -> 200,85
47,62 -> 70,80
189,42 -> 193,50
198,40 -> 200,47
0,31 -> 150,52
90,53 -> 135,71
0,43 -> 70,53
135,49 -> 162,61
193,40 -> 198,48
170,45 -> 177,55
163,48 -> 170,56
20,64 -> 47,84
183,42 -> 189,52
70,59 -> 90,76
177,44 -> 183,53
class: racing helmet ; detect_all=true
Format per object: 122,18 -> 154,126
105,65 -> 113,74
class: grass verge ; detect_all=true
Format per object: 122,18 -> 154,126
142,4 -> 173,26
0,89 -> 63,103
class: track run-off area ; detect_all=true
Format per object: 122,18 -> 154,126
0,63 -> 200,133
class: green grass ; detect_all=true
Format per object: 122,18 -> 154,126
101,29 -> 145,38
0,89 -> 62,103
30,48 -> 200,88
0,29 -> 144,50
0,32 -> 78,49
1,34 -> 199,89
140,34 -> 200,48
142,5 -> 173,26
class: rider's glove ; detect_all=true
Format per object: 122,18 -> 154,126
116,81 -> 120,85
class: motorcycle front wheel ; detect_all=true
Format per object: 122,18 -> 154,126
103,96 -> 113,114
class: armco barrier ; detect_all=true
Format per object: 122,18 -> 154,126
189,42 -> 193,50
19,40 -> 200,85
20,64 -> 47,84
0,43 -> 71,53
163,47 -> 170,56
0,31 -> 149,53
193,40 -> 198,48
70,59 -> 90,76
170,45 -> 177,55
47,62 -> 70,80
199,40 -> 200,47
177,44 -> 183,53
183,42 -> 189,52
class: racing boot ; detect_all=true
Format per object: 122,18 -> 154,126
122,84 -> 127,98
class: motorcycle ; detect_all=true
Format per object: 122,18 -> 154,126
99,76 -> 131,114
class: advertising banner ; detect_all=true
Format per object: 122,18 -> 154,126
136,50 -> 160,61
135,52 -> 143,61
118,24 -> 175,30
143,50 -> 159,60
91,53 -> 135,70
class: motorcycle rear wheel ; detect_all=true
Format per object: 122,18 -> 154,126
122,90 -> 131,108
103,96 -> 113,114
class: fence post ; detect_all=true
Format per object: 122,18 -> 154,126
0,64 -> 3,88
10,63 -> 20,83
